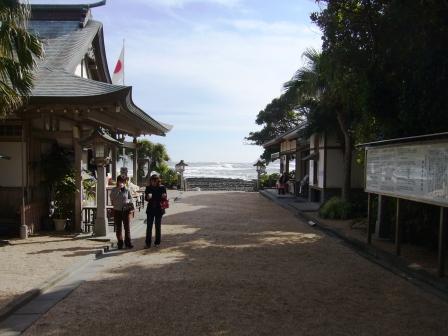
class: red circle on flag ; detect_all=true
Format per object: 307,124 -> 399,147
114,60 -> 122,74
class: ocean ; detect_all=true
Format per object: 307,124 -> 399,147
169,162 -> 286,180
119,158 -> 291,180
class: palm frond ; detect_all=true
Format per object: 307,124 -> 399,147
0,0 -> 43,118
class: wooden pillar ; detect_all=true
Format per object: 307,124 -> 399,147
20,121 -> 27,239
367,193 -> 373,244
438,207 -> 446,278
111,146 -> 117,181
25,120 -> 31,203
374,195 -> 388,239
395,198 -> 401,256
280,155 -> 284,174
133,137 -> 138,185
73,126 -> 83,232
95,164 -> 108,236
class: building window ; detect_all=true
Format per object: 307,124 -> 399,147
0,125 -> 22,137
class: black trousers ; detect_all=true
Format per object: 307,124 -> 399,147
146,213 -> 162,246
114,210 -> 131,245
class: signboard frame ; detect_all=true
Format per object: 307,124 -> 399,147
364,138 -> 448,208
360,135 -> 448,278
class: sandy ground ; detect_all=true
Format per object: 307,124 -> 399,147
0,234 -> 106,310
23,191 -> 448,336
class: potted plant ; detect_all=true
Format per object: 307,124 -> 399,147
52,171 -> 77,231
40,143 -> 77,231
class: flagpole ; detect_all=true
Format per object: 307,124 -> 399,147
122,39 -> 125,166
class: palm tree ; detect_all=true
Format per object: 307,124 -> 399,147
283,49 -> 354,201
129,140 -> 170,183
284,48 -> 325,102
148,143 -> 170,173
0,0 -> 43,118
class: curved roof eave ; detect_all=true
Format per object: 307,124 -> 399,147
263,122 -> 308,148
123,90 -> 173,136
93,24 -> 112,83
31,1 -> 106,11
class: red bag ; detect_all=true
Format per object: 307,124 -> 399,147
160,198 -> 169,210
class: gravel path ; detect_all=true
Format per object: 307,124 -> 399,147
24,191 -> 448,336
0,234 -> 106,311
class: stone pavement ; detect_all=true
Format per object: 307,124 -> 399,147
0,234 -> 108,317
3,191 -> 448,335
0,213 -> 148,336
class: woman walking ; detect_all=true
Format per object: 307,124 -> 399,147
110,175 -> 134,249
145,174 -> 167,248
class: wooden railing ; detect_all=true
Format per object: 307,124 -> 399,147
81,191 -> 145,233
135,193 -> 145,211
82,206 -> 115,233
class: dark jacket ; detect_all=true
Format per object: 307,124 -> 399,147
279,173 -> 289,184
145,185 -> 167,215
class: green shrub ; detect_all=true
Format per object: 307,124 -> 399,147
159,163 -> 178,188
82,178 -> 96,201
260,173 -> 280,189
54,171 -> 77,219
319,197 -> 352,220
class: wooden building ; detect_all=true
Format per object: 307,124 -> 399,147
0,1 -> 171,235
263,124 -> 309,196
264,125 -> 364,203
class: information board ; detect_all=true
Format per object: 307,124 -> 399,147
366,142 -> 448,206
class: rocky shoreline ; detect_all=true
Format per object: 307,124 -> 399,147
185,177 -> 256,192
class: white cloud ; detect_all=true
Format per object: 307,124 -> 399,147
98,4 -> 321,161
227,19 -> 318,36
115,19 -> 321,115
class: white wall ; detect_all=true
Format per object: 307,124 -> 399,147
74,60 -> 88,78
325,149 -> 364,189
0,142 -> 27,187
326,132 -> 341,147
326,148 -> 344,188
318,147 -> 325,188
309,133 -> 326,188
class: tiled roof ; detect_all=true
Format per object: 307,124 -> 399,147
27,13 -> 171,136
263,122 -> 307,148
29,20 -> 101,74
32,67 -> 128,99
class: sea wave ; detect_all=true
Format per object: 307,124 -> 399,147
170,161 -> 292,180
118,159 -> 292,180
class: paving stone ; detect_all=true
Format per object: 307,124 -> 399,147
0,314 -> 40,334
14,299 -> 58,315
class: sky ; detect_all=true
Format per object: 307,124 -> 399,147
31,0 -> 323,162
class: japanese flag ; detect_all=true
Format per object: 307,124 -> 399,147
112,46 -> 124,85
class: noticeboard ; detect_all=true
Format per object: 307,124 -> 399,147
365,142 -> 448,206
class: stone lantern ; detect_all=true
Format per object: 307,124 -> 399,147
175,160 -> 188,191
81,128 -> 122,236
254,159 -> 266,191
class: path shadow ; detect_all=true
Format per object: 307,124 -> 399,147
27,246 -> 106,258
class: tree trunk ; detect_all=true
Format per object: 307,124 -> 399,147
336,111 -> 352,202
